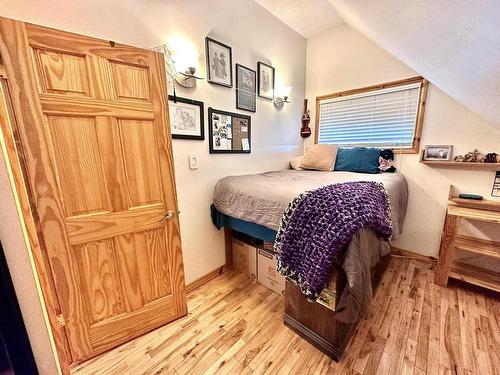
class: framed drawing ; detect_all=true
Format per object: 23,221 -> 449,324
257,61 -> 275,100
236,63 -> 256,112
205,37 -> 233,87
208,107 -> 251,154
168,95 -> 204,140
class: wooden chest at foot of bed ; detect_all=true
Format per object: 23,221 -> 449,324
283,255 -> 390,362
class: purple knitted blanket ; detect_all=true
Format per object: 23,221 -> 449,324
274,181 -> 392,300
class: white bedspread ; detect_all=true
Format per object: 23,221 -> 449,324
214,170 -> 408,240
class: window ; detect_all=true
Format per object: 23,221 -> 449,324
316,77 -> 427,153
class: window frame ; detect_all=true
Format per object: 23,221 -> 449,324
314,76 -> 428,154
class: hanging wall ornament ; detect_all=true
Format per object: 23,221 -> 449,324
301,99 -> 311,138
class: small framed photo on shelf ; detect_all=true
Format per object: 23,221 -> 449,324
205,37 -> 233,87
422,145 -> 453,161
208,107 -> 251,154
236,64 -> 256,112
257,62 -> 275,100
168,96 -> 204,140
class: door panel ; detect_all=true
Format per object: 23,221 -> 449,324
113,227 -> 172,308
73,239 -> 124,323
94,116 -> 129,212
118,119 -> 162,207
1,19 -> 187,363
111,62 -> 151,102
46,115 -> 110,217
32,49 -> 91,96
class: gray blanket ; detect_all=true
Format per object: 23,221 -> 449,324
213,170 -> 408,322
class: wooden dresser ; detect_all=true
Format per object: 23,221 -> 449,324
435,186 -> 500,292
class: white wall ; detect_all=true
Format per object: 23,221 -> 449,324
306,24 -> 500,257
0,1 -> 305,372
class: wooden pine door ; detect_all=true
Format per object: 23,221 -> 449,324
0,19 -> 187,363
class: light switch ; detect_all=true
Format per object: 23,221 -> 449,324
189,153 -> 198,170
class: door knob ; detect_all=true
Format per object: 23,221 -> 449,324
162,210 -> 175,221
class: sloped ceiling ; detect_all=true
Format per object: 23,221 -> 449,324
328,0 -> 500,128
255,0 -> 343,38
256,0 -> 500,128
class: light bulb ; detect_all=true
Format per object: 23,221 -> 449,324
167,35 -> 199,73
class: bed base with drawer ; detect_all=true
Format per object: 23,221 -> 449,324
284,254 -> 390,361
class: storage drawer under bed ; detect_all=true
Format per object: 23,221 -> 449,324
233,235 -> 340,309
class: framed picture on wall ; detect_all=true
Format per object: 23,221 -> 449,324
208,107 -> 251,154
257,61 -> 275,100
236,64 -> 256,112
168,95 -> 204,140
205,37 -> 233,87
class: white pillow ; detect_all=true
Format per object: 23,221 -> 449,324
289,156 -> 305,170
300,144 -> 338,171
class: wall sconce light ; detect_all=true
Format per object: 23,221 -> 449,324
175,66 -> 202,88
274,86 -> 292,110
156,36 -> 203,89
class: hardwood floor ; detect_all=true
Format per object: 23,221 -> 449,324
72,257 -> 500,374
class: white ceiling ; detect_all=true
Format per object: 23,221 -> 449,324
254,0 -> 343,38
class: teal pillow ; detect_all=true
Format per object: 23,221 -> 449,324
334,147 -> 381,174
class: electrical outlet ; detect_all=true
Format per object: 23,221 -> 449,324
189,153 -> 198,170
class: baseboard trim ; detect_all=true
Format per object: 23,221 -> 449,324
391,246 -> 437,263
186,265 -> 231,294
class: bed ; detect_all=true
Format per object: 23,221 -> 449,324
212,169 -> 408,360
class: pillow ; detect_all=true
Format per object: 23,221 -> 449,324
289,156 -> 305,170
379,149 -> 396,172
334,147 -> 381,174
300,144 -> 338,171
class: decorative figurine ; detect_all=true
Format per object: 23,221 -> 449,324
484,152 -> 499,163
454,148 -> 486,162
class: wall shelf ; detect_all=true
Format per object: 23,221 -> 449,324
420,160 -> 500,169
420,151 -> 500,171
419,151 -> 500,169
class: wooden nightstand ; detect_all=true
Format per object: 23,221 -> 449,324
435,186 -> 500,292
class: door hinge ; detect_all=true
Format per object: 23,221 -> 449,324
56,313 -> 65,327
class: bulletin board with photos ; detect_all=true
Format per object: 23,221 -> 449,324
208,107 -> 251,154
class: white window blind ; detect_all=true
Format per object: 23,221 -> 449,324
317,82 -> 421,148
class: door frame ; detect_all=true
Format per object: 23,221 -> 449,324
0,62 -> 71,374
